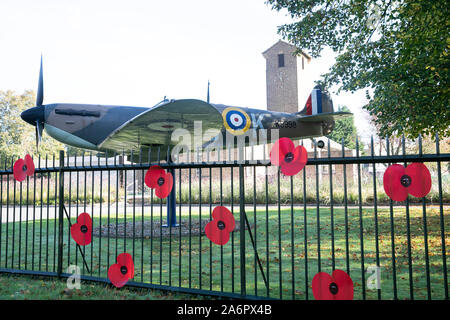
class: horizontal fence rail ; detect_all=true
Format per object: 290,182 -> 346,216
0,136 -> 449,300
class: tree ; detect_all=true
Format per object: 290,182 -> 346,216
327,106 -> 357,149
266,0 -> 450,138
407,135 -> 450,172
0,90 -> 64,164
66,145 -> 87,157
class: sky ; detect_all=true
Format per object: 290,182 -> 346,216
0,0 -> 374,141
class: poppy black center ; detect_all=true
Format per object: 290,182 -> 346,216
120,266 -> 128,275
329,282 -> 339,295
22,165 -> 27,172
217,220 -> 226,230
157,177 -> 165,186
400,174 -> 412,187
80,225 -> 88,233
284,152 -> 294,163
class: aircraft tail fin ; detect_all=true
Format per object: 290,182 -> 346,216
297,85 -> 334,116
296,85 -> 352,122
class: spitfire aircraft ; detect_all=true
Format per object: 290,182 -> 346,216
21,58 -> 352,163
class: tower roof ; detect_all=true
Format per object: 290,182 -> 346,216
262,40 -> 311,60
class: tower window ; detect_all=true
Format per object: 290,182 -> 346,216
278,54 -> 285,68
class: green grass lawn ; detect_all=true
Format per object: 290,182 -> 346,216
0,205 -> 448,300
0,273 -> 204,300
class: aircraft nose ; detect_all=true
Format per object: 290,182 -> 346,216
21,105 -> 45,126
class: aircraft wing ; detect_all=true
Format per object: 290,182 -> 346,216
297,111 -> 353,122
98,99 -> 223,152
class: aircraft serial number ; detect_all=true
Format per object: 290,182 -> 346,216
272,121 -> 297,129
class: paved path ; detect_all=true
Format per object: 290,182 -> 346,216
0,203 -> 447,223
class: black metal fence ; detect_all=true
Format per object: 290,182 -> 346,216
0,135 -> 448,300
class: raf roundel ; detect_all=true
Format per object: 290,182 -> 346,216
222,107 -> 251,135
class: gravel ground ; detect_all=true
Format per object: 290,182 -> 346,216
92,219 -> 249,239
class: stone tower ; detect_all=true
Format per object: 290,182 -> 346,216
262,40 -> 311,114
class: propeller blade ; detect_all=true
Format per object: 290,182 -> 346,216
35,125 -> 39,151
36,55 -> 44,107
35,120 -> 43,150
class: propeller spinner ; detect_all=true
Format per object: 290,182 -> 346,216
20,55 -> 45,151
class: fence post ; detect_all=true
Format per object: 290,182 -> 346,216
165,167 -> 178,227
239,164 -> 246,297
57,150 -> 64,277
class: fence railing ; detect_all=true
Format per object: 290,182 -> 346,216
0,136 -> 449,300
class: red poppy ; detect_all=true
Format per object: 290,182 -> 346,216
270,137 -> 307,176
108,253 -> 134,288
13,154 -> 35,182
144,165 -> 173,199
70,212 -> 92,246
312,269 -> 354,300
205,206 -> 235,246
383,163 -> 431,201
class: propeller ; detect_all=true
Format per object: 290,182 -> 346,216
35,55 -> 44,151
20,55 -> 46,152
